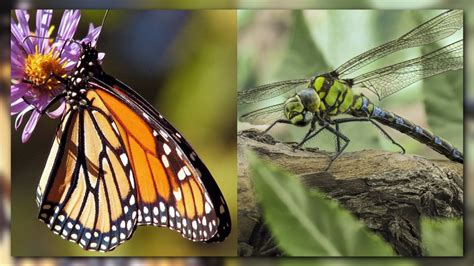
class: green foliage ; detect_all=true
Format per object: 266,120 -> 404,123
274,11 -> 329,80
421,47 -> 463,149
279,258 -> 418,266
421,217 -> 463,256
249,154 -> 395,256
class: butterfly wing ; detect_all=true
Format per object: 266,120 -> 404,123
89,76 -> 231,242
37,75 -> 231,251
37,105 -> 138,252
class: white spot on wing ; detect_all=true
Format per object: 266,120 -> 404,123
159,130 -> 169,141
176,148 -> 183,159
178,168 -> 186,181
183,166 -> 191,176
205,202 -> 212,214
161,155 -> 169,168
120,153 -> 128,166
173,189 -> 182,201
111,122 -> 119,134
129,170 -> 135,189
163,143 -> 171,155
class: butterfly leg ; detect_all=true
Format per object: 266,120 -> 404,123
332,117 -> 405,154
21,92 -> 67,115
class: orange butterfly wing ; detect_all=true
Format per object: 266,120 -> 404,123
37,80 -> 231,251
37,105 -> 137,251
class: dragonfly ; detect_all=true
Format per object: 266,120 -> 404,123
238,10 -> 464,170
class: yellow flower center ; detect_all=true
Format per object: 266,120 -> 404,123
24,46 -> 67,91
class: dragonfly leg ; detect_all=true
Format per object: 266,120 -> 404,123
295,122 -> 327,150
261,119 -> 292,135
333,117 -> 406,154
322,124 -> 350,171
335,122 -> 342,152
293,116 -> 319,150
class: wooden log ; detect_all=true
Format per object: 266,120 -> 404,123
238,129 -> 463,256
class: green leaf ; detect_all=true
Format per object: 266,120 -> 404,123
421,217 -> 463,256
273,10 -> 329,80
422,67 -> 463,149
279,258 -> 418,266
416,12 -> 463,149
249,154 -> 395,256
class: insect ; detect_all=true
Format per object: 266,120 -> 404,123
20,14 -> 231,252
239,10 -> 463,170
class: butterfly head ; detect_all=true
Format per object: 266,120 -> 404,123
65,42 -> 103,110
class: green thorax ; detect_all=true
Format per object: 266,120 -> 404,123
310,74 -> 354,115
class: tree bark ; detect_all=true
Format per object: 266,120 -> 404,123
238,129 -> 463,257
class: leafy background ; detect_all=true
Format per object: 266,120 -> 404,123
249,154 -> 462,256
238,10 -> 463,158
9,10 -> 237,256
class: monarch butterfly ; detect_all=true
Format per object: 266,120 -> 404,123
18,17 -> 231,252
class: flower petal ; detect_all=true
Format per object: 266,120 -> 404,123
14,10 -> 34,54
82,24 -> 102,47
57,10 -> 81,42
35,9 -> 53,53
47,101 -> 66,119
21,110 -> 41,143
11,83 -> 29,100
11,98 -> 30,115
14,104 -> 34,129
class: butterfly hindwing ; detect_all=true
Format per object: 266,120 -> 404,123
37,104 -> 138,252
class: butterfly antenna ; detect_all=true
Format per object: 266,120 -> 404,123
95,10 -> 109,45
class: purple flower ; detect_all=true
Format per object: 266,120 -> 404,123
11,9 -> 104,143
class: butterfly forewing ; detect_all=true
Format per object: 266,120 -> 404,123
90,82 -> 231,242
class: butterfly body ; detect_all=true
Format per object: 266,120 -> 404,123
63,43 -> 102,110
35,42 -> 231,252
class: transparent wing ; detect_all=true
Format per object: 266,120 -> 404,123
238,79 -> 309,105
239,103 -> 286,125
335,9 -> 463,77
352,40 -> 463,100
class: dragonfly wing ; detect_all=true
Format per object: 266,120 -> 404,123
352,40 -> 463,100
335,10 -> 463,77
239,102 -> 286,125
238,79 -> 309,105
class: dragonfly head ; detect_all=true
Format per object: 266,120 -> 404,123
284,95 -> 313,126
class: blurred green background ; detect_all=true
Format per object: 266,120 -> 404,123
238,10 -> 463,160
10,10 -> 237,256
